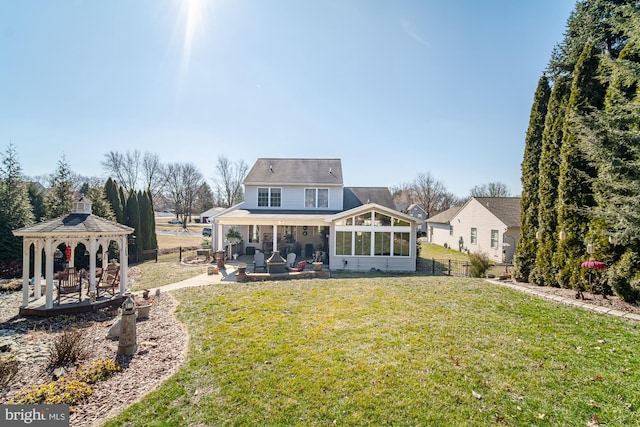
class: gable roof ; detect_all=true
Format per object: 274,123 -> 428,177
426,206 -> 461,224
343,187 -> 396,210
465,197 -> 521,227
326,202 -> 417,223
244,158 -> 343,186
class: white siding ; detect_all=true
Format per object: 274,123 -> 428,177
451,199 -> 508,262
429,222 -> 458,249
243,185 -> 343,210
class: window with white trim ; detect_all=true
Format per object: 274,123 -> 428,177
491,230 -> 499,249
333,210 -> 412,257
258,188 -> 281,207
305,188 -> 329,208
470,228 -> 477,244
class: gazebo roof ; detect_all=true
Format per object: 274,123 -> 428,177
12,198 -> 134,237
13,213 -> 133,237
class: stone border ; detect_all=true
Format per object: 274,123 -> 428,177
487,279 -> 640,322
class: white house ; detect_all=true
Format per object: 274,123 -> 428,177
426,197 -> 521,263
213,158 -> 418,272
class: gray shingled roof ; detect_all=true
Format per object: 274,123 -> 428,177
343,187 -> 396,210
473,197 -> 521,227
426,206 -> 462,224
244,158 -> 343,185
13,213 -> 134,236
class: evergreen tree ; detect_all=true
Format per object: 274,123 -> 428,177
45,156 -> 74,219
124,190 -> 142,263
27,182 -> 46,222
104,177 -> 123,223
531,77 -> 571,287
86,183 -> 115,221
579,7 -> 640,301
0,144 -> 35,266
139,190 -> 157,252
555,41 -> 606,290
514,75 -> 551,282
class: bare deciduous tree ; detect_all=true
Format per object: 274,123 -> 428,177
141,152 -> 166,203
162,162 -> 204,227
411,172 -> 451,218
469,182 -> 511,198
214,155 -> 248,207
101,150 -> 141,193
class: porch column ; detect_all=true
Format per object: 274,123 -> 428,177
272,224 -> 278,253
45,238 -> 54,309
21,239 -> 29,307
119,236 -> 128,295
217,223 -> 224,251
34,240 -> 42,299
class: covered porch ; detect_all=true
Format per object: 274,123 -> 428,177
214,210 -> 331,264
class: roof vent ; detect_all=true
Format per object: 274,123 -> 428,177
269,164 -> 274,173
329,167 -> 332,174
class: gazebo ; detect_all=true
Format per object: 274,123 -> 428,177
12,198 -> 134,316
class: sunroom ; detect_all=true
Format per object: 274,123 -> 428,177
327,203 -> 417,272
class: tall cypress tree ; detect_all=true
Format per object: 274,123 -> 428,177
104,178 -> 123,223
580,10 -> 640,301
555,41 -> 606,290
125,191 -> 142,263
530,76 -> 571,287
143,190 -> 158,251
514,75 -> 552,282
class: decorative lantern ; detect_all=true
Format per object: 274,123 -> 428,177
65,246 -> 72,261
117,293 -> 138,355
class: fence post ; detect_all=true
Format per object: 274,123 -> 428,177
432,258 -> 435,274
448,259 -> 451,276
179,246 -> 182,262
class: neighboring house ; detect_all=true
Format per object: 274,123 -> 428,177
199,207 -> 225,224
213,158 -> 418,272
427,197 -> 521,263
425,206 -> 462,248
403,204 -> 428,235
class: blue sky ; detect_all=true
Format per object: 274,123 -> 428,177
1,0 -> 575,198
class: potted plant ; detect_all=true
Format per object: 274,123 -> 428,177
135,296 -> 153,319
225,228 -> 242,244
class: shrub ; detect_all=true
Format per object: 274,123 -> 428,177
0,355 -> 19,389
48,327 -> 89,369
76,359 -> 122,384
15,378 -> 93,405
469,252 -> 491,278
608,249 -> 640,303
14,359 -> 121,406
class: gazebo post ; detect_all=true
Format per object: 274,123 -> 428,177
119,235 -> 128,295
45,239 -> 54,309
34,241 -> 42,299
21,241 -> 29,307
89,239 -> 97,298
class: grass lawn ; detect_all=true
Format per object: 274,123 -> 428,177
420,242 -> 470,261
104,276 -> 640,426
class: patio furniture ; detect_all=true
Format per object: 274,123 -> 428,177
288,260 -> 308,272
253,252 -> 267,273
97,262 -> 120,297
286,252 -> 296,269
56,267 -> 82,304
